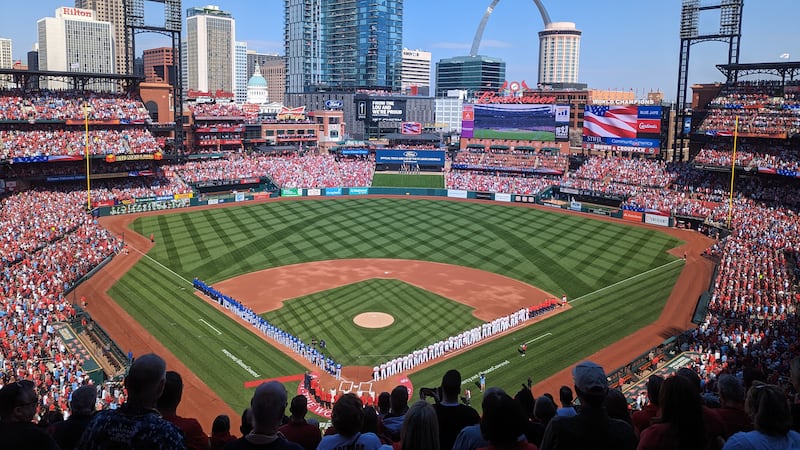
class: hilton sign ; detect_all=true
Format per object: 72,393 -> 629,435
61,7 -> 94,18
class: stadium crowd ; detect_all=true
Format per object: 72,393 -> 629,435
2,79 -> 800,448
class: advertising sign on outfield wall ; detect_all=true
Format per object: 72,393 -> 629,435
281,188 -> 301,197
447,189 -> 468,199
307,188 -> 321,196
325,187 -> 342,196
494,193 -> 512,202
570,199 -> 582,211
349,187 -> 369,195
623,210 -> 643,222
234,193 -> 245,202
108,198 -> 191,215
645,213 -> 670,227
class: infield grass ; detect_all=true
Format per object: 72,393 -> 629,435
371,173 -> 445,188
111,198 -> 683,413
262,279 -> 483,366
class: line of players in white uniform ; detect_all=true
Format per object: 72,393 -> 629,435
372,307 -> 531,381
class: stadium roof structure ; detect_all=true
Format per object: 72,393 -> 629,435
716,61 -> 800,82
0,68 -> 144,91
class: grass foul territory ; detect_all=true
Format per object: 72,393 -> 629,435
112,198 -> 683,413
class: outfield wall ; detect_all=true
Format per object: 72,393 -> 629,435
93,185 -> 676,229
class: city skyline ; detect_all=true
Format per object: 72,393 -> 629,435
0,1 -> 797,100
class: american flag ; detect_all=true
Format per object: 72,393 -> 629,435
584,105 -> 638,138
402,122 -> 422,135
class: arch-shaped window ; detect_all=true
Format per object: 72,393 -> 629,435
145,100 -> 159,122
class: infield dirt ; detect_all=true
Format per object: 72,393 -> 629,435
75,196 -> 713,427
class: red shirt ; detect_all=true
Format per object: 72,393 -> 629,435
162,413 -> 210,450
278,419 -> 321,450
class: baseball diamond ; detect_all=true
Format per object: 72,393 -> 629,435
72,196 -> 712,427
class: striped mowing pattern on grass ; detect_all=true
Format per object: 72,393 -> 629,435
117,198 -> 683,413
261,279 -> 483,366
371,173 -> 445,188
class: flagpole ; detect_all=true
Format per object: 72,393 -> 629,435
726,116 -> 739,229
84,102 -> 91,210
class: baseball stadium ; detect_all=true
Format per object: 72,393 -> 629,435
1,1 -> 799,449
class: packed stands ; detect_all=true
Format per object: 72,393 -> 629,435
698,80 -> 800,138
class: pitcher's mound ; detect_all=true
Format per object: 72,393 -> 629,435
353,312 -> 394,328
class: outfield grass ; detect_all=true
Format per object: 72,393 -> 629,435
262,279 -> 483,366
372,173 -> 445,188
473,129 -> 555,141
112,198 -> 683,413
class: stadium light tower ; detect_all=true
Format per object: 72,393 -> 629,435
674,0 -> 743,161
124,0 -> 184,154
470,0 -> 552,57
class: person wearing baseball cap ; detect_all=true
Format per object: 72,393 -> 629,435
540,361 -> 635,450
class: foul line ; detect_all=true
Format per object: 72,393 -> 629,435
568,259 -> 684,305
199,318 -> 222,335
127,244 -> 194,287
524,332 -> 552,345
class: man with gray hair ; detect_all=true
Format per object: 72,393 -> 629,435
715,374 -> 752,438
77,353 -> 186,449
540,360 -> 635,450
224,381 -> 302,449
51,384 -> 98,450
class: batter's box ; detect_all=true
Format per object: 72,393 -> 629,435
339,381 -> 354,393
358,382 -> 373,393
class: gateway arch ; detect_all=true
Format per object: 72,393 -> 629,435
470,0 -> 552,57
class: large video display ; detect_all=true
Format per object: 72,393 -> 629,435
582,105 -> 663,154
461,104 -> 557,141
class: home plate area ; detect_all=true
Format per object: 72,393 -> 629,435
298,371 -> 414,418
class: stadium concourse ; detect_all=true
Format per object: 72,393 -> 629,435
0,84 -> 799,447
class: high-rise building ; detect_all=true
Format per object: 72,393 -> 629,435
143,47 -> 174,84
74,0 -> 129,75
186,5 -> 236,94
285,0 -> 322,93
247,51 -> 285,104
285,0 -> 402,93
435,55 -> 506,98
0,39 -> 12,70
38,7 -> 115,90
538,22 -> 581,86
401,48 -> 431,95
235,41 -> 248,103
0,38 -> 12,89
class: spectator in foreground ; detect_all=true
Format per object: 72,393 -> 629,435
278,395 -> 321,450
50,384 -> 98,450
317,393 -> 383,450
555,386 -> 576,417
158,370 -> 210,450
715,374 -> 752,439
540,361 -> 635,450
240,407 -> 253,436
480,391 -> 538,450
398,400 -> 440,450
637,375 -> 707,450
632,375 -> 663,438
224,381 -> 301,450
209,415 -> 236,450
377,385 -> 409,443
453,387 -> 506,450
78,353 -> 186,449
722,382 -> 800,449
432,369 -> 480,450
0,379 -> 60,450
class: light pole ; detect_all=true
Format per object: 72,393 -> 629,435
84,102 -> 92,210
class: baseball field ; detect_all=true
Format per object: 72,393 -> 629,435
92,196 -> 696,420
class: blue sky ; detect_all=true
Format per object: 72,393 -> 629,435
1,1 -> 797,101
